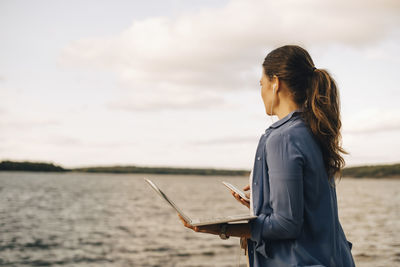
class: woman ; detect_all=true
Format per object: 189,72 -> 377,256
179,45 -> 355,267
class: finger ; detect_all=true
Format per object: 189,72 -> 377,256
231,191 -> 240,200
245,192 -> 250,199
178,214 -> 186,223
196,226 -> 207,232
236,193 -> 246,203
234,193 -> 242,201
243,184 -> 250,191
233,192 -> 245,201
232,192 -> 239,199
241,198 -> 250,205
178,214 -> 192,229
178,214 -> 189,224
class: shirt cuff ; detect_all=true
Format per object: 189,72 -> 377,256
250,213 -> 266,243
249,213 -> 271,259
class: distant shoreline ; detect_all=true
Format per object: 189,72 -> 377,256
0,160 -> 248,176
0,160 -> 399,178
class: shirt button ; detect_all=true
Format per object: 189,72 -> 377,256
257,156 -> 261,161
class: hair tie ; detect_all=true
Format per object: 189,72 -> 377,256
312,67 -> 317,71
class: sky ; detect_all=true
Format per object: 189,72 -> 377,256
1,0 -> 399,169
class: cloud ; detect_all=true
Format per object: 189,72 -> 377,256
44,135 -> 82,146
58,0 -> 400,111
191,135 -> 260,146
342,108 -> 400,134
0,118 -> 60,130
44,135 -> 137,148
107,87 -> 228,111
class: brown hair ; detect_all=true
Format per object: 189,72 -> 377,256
262,45 -> 347,181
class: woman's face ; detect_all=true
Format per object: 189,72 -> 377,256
260,68 -> 277,116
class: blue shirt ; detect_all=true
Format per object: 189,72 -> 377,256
248,110 -> 355,267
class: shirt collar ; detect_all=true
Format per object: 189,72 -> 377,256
268,109 -> 303,129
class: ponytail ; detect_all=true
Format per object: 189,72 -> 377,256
262,45 -> 347,182
303,69 -> 348,181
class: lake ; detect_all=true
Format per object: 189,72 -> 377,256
0,172 -> 399,266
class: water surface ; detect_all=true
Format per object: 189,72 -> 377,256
0,172 -> 398,266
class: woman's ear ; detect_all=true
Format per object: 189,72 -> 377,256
272,75 -> 279,93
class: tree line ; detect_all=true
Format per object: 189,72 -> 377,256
1,160 -> 399,178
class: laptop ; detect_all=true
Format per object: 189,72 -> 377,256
144,178 -> 257,227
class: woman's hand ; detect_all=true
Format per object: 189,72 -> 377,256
178,214 -> 252,238
178,214 -> 220,235
231,184 -> 250,209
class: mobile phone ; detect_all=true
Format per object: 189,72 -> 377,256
222,181 -> 249,201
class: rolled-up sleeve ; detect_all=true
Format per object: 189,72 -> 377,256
250,132 -> 304,242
